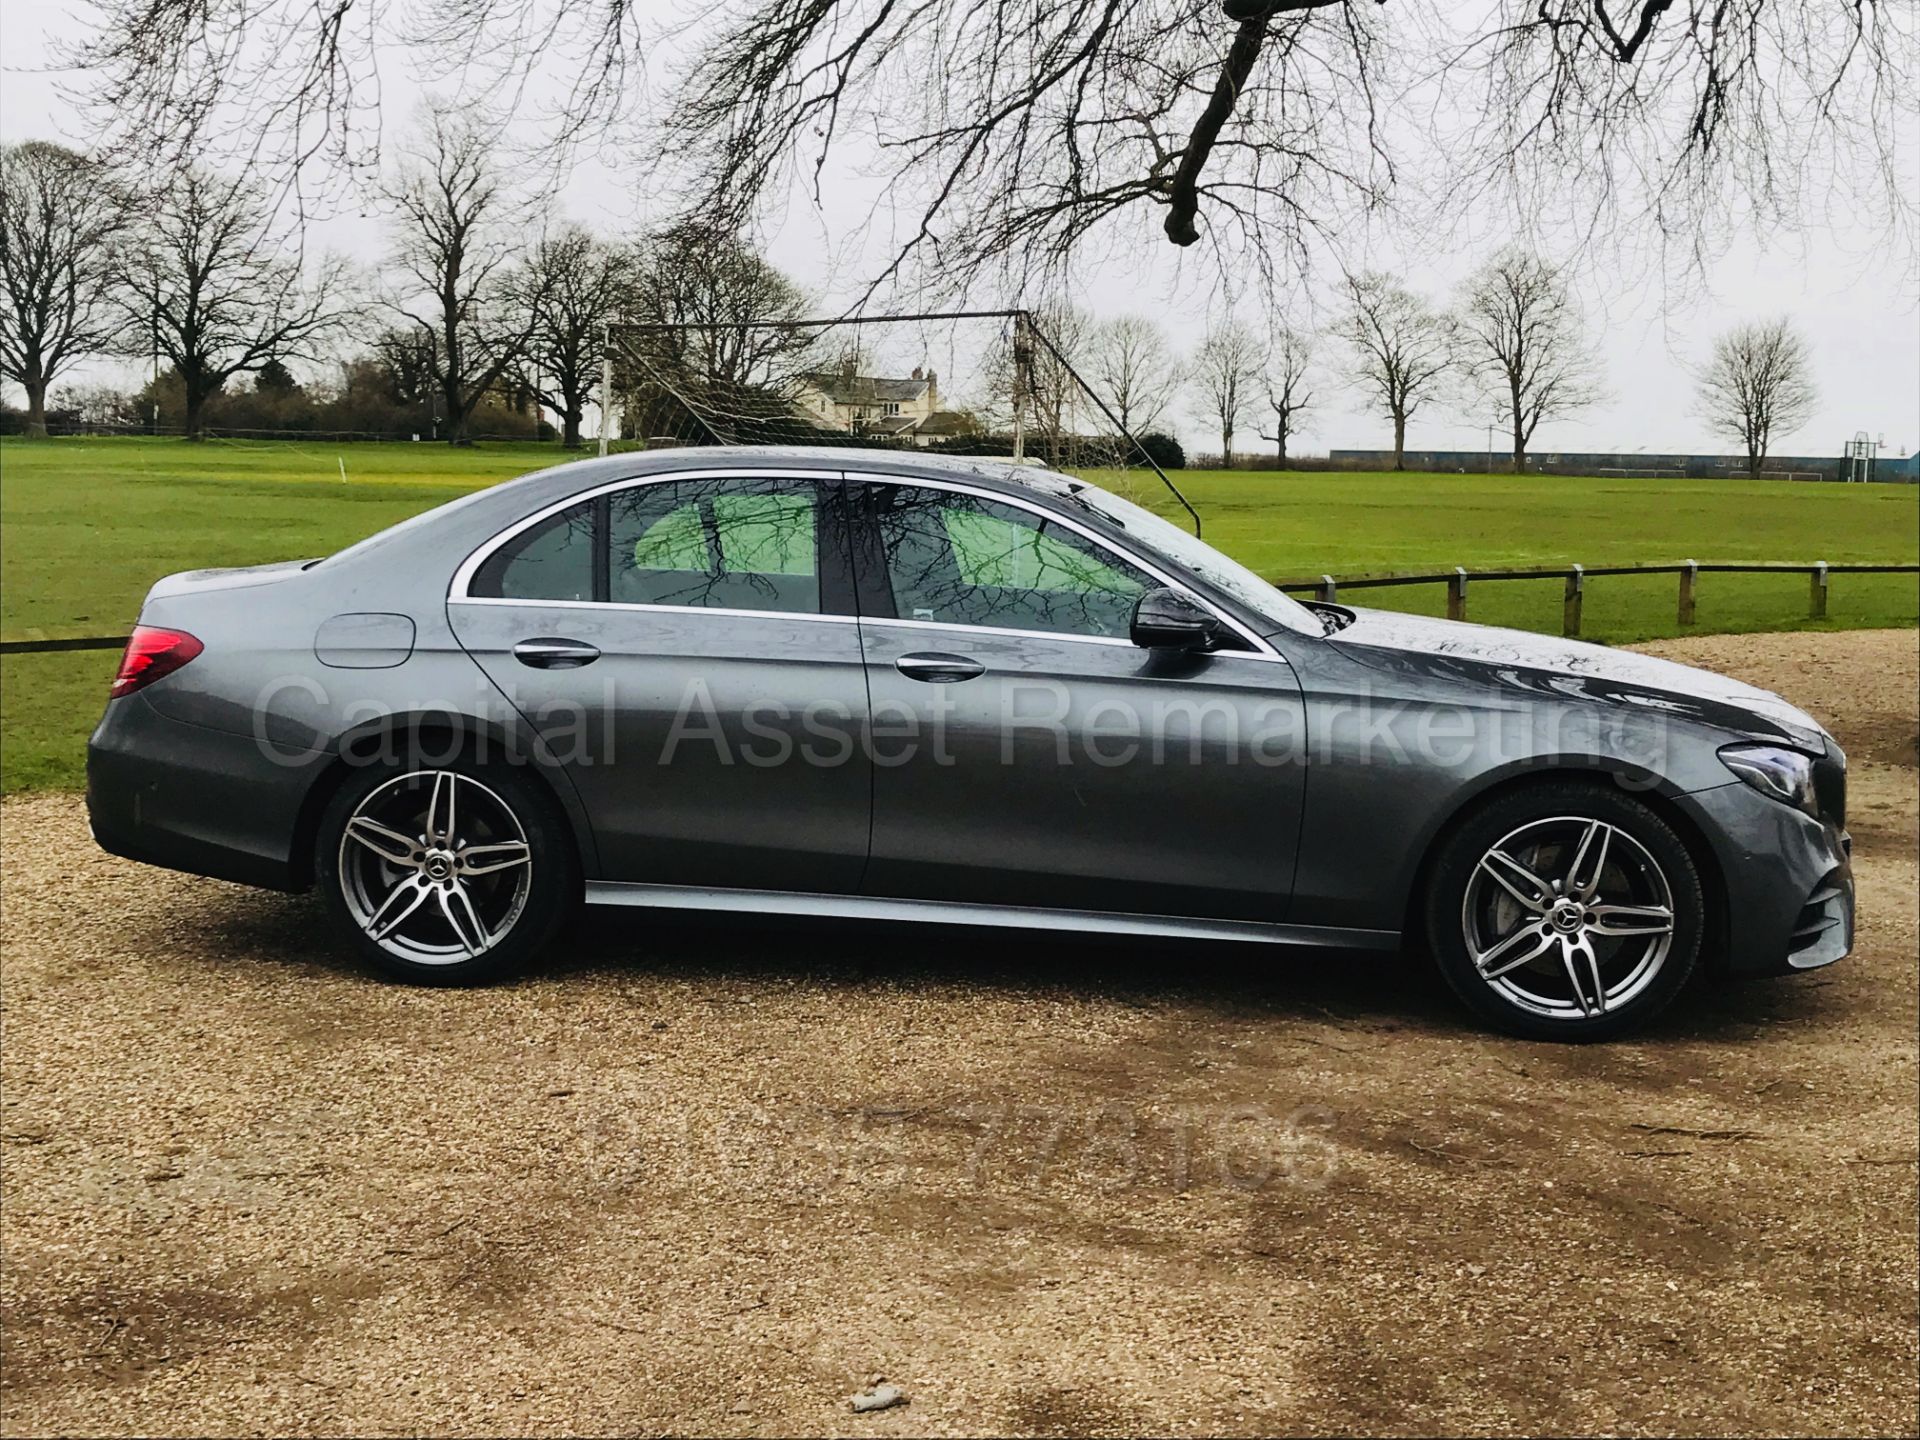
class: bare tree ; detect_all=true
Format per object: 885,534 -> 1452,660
1339,274 -> 1453,471
616,220 -> 816,441
1457,249 -> 1603,472
1190,322 -> 1262,467
51,381 -> 138,429
1086,314 -> 1181,435
520,225 -> 632,448
1256,326 -> 1316,468
110,169 -> 348,438
69,5 -> 1909,301
1025,303 -> 1092,459
370,326 -> 440,411
385,109 -> 539,446
1694,318 -> 1818,478
976,303 -> 1094,463
0,142 -> 126,437
629,220 -> 814,387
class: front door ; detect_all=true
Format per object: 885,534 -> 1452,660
849,477 -> 1308,922
448,471 -> 872,892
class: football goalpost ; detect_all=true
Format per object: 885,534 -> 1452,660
595,308 -> 1202,535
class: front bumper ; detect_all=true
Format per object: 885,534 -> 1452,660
87,694 -> 323,892
1676,771 -> 1853,978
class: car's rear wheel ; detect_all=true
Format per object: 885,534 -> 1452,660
1425,781 -> 1703,1041
315,759 -> 578,984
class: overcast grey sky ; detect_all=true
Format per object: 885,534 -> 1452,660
3,0 -> 1915,458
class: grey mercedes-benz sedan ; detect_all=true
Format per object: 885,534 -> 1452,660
87,447 -> 1852,1039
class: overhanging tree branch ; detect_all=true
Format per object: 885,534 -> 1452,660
60,1 -> 1915,301
1592,0 -> 1674,61
1165,1 -> 1354,244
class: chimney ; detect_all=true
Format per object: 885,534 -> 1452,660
911,365 -> 923,380
926,368 -> 938,405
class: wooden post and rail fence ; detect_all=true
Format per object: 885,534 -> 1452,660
0,561 -> 1915,656
1276,560 -> 1916,638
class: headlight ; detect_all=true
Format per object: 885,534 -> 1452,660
1719,743 -> 1819,814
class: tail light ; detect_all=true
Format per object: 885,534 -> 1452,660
110,626 -> 204,698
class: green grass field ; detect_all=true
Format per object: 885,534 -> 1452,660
4,435 -> 1916,791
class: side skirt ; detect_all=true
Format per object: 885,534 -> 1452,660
584,881 -> 1401,951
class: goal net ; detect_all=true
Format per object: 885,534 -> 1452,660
599,310 -> 1196,527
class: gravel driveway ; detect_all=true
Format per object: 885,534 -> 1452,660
4,629 -> 1915,1437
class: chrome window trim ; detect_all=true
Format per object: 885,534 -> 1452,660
447,463 -> 1283,663
449,595 -> 860,625
859,615 -> 1135,648
842,469 -> 1283,660
447,467 -> 836,606
863,613 -> 1294,661
863,612 -> 1289,661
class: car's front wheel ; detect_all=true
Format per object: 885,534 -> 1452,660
315,759 -> 578,984
1425,781 -> 1704,1041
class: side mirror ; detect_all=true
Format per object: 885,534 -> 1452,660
1131,587 -> 1222,651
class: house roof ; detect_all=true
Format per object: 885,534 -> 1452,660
915,410 -> 979,437
800,372 -> 931,405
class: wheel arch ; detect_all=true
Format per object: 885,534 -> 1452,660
1397,761 -> 1729,968
287,710 -> 597,889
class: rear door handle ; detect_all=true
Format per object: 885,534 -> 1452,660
513,638 -> 601,670
895,652 -> 984,683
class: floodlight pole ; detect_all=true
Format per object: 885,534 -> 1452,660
1010,311 -> 1028,462
599,322 -> 612,457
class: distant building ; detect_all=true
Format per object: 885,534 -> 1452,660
793,362 -> 978,446
1324,448 -> 1916,482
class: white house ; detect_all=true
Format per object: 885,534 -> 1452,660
793,363 -> 977,445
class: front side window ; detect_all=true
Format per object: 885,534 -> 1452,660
868,484 -> 1153,639
1050,479 -> 1322,635
609,476 -> 820,614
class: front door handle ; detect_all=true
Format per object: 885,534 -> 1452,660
513,638 -> 601,670
895,651 -> 984,683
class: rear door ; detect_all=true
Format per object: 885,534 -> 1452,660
448,470 -> 872,893
848,475 -> 1308,922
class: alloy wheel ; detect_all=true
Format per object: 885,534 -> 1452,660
1460,815 -> 1676,1021
336,770 -> 533,965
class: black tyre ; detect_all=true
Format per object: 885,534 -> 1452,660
315,758 -> 579,985
1424,780 -> 1704,1041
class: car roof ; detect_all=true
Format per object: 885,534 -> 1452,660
522,444 -> 1080,500
319,445 -> 1095,581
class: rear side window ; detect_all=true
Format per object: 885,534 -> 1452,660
609,477 -> 820,613
470,500 -> 596,601
466,477 -> 826,613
